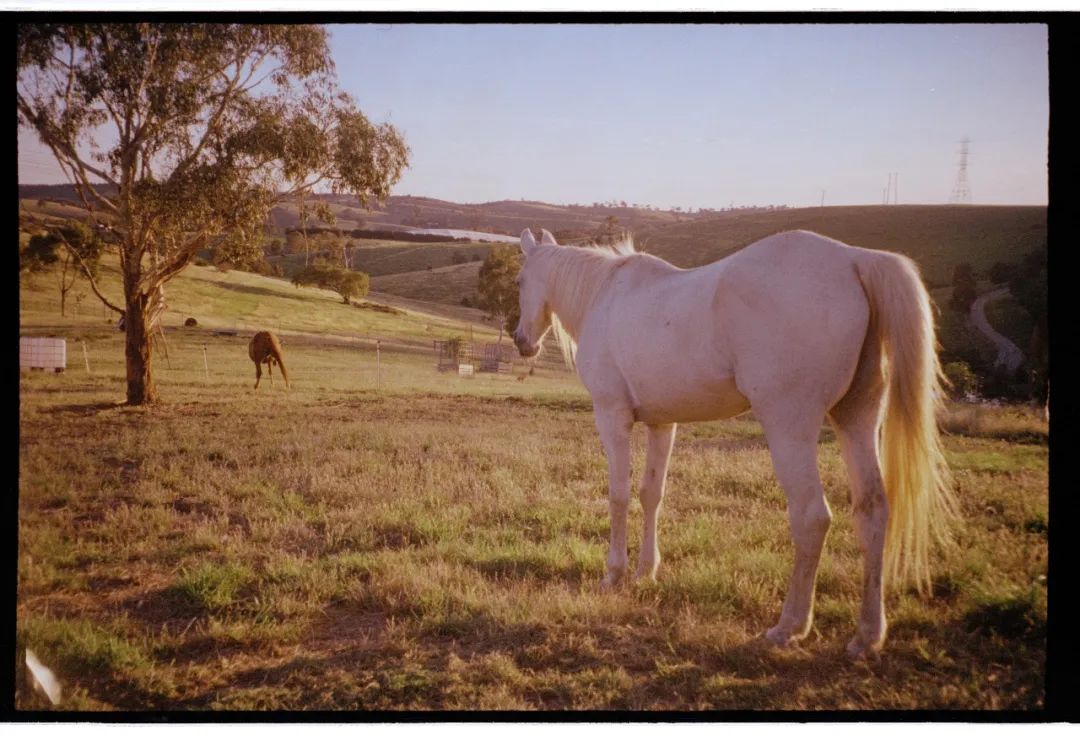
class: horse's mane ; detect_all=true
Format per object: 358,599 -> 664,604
537,236 -> 637,371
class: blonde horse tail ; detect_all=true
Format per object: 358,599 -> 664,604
855,251 -> 957,594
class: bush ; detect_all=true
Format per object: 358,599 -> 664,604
989,261 -> 1012,285
184,317 -> 198,327
943,361 -> 979,399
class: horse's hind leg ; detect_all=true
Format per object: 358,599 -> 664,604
595,407 -> 634,589
757,407 -> 832,647
268,360 -> 274,387
636,423 -> 677,582
831,400 -> 889,659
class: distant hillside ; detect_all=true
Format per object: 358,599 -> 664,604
636,204 -> 1047,288
19,184 -> 767,241
19,184 -> 1046,291
371,261 -> 483,307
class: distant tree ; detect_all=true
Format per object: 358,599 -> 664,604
318,232 -> 352,269
332,269 -> 369,305
988,261 -> 1012,285
291,262 -> 368,304
291,262 -> 339,290
596,215 -> 620,245
949,261 -> 978,314
284,230 -> 307,256
943,361 -> 979,399
18,24 -> 409,404
1008,240 -> 1048,401
477,244 -> 521,342
22,222 -> 105,316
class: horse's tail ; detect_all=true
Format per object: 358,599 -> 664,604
855,251 -> 957,594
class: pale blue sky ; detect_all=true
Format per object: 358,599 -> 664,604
18,23 -> 1049,209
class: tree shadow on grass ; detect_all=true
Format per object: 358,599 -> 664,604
40,400 -> 127,416
213,280 -> 323,303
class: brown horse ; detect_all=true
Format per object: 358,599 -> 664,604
249,331 -> 289,389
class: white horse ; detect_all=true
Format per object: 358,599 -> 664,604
513,228 -> 957,659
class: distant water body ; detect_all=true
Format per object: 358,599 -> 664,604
404,227 -> 518,244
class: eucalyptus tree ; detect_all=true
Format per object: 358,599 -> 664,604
477,244 -> 521,343
17,23 -> 409,404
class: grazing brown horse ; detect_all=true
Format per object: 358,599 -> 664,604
249,331 -> 289,389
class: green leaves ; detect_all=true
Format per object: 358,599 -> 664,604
17,23 -> 410,403
21,222 -> 104,276
477,245 -> 523,332
292,263 -> 370,305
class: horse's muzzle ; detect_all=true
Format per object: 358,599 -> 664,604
514,331 -> 539,358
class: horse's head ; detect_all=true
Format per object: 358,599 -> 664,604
513,228 -> 559,357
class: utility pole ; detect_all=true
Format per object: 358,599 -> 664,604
950,138 -> 972,204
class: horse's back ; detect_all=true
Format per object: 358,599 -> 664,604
249,331 -> 278,362
713,231 -> 875,406
601,232 -> 870,418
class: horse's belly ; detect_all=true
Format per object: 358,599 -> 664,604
632,375 -> 751,425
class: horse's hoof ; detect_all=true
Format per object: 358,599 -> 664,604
633,565 -> 658,584
845,636 -> 883,662
764,625 -> 793,648
600,570 -> 626,591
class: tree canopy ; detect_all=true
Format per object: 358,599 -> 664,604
476,244 -> 521,337
21,222 -> 105,316
17,23 -> 409,403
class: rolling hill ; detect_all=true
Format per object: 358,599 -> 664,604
635,204 -> 1046,288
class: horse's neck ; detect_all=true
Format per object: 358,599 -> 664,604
544,249 -> 622,339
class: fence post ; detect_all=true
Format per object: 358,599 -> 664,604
202,345 -> 209,380
376,339 -> 382,392
81,341 -> 91,374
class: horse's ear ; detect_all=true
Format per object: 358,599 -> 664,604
540,229 -> 558,246
520,228 -> 537,255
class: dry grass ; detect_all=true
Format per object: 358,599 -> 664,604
16,253 -> 1047,712
16,330 -> 1047,711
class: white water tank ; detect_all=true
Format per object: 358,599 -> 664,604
20,337 -> 67,373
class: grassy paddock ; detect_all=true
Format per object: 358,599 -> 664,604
17,330 -> 1047,710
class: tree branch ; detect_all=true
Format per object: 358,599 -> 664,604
54,232 -> 125,315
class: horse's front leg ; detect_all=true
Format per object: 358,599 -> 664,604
267,360 -> 274,387
636,423 -> 677,582
595,407 -> 634,590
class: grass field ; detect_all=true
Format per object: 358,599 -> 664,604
372,261 -> 484,307
272,240 -> 494,280
19,253 -> 500,350
17,262 -> 1048,711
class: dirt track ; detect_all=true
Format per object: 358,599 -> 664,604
969,287 -> 1025,373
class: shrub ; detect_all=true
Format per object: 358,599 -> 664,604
184,317 -> 198,327
943,361 -> 979,399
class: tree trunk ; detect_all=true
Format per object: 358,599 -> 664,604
124,294 -> 157,405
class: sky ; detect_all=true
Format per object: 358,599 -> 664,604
18,22 -> 1049,209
